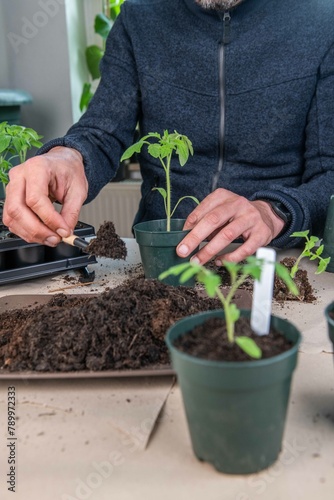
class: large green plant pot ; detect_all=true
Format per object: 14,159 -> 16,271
133,219 -> 197,286
165,309 -> 301,474
324,302 -> 334,362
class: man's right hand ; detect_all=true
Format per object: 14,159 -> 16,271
3,146 -> 88,246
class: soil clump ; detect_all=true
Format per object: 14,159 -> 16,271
87,221 -> 127,260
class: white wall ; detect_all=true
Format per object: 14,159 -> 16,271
1,0 -> 89,143
0,2 -> 10,88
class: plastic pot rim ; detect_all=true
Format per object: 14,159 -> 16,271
165,309 -> 301,369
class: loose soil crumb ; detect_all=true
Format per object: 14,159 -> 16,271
0,277 -> 222,373
174,316 -> 293,362
87,221 -> 127,260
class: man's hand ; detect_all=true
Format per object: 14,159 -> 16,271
176,188 -> 285,264
3,146 -> 88,246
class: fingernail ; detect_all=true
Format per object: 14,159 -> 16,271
56,228 -> 70,238
215,259 -> 222,267
44,236 -> 59,247
190,256 -> 200,264
178,244 -> 189,256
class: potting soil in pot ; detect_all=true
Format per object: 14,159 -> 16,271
174,316 -> 293,362
0,277 -> 221,373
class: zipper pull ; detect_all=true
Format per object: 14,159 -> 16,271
223,11 -> 231,44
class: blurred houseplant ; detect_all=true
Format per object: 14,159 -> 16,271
0,121 -> 43,199
80,0 -> 125,112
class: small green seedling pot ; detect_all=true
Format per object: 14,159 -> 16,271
133,219 -> 197,286
324,302 -> 334,362
165,309 -> 301,474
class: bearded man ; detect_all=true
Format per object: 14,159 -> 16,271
4,0 -> 334,265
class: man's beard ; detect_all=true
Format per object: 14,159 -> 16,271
195,0 -> 244,10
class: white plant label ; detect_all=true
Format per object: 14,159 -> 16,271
251,247 -> 276,336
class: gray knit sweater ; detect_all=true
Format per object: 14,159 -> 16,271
39,0 -> 334,247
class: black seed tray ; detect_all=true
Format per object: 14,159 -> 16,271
0,221 -> 97,285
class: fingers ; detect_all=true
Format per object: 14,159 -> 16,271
3,148 -> 87,246
4,171 -> 66,245
177,190 -> 276,265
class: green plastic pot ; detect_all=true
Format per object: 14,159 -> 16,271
165,309 -> 301,474
133,219 -> 197,286
323,195 -> 334,272
324,302 -> 334,360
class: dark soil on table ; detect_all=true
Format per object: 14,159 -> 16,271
208,256 -> 316,303
0,277 -> 222,373
174,316 -> 293,362
273,257 -> 316,303
87,221 -> 127,260
0,249 -> 314,373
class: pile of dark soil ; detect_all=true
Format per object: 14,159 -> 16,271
174,316 -> 292,362
207,257 -> 316,303
87,221 -> 127,260
0,277 -> 221,373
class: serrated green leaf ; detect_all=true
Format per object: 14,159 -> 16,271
175,140 -> 189,166
147,143 -> 163,158
12,137 -> 23,153
30,140 -> 43,149
235,336 -> 262,359
316,244 -> 324,256
291,230 -> 309,238
197,270 -> 221,297
179,267 -> 200,283
316,258 -> 330,274
275,262 -> 299,295
121,141 -> 146,161
158,263 -> 192,281
152,187 -> 167,199
142,132 -> 161,140
159,144 -> 174,159
0,136 -> 11,154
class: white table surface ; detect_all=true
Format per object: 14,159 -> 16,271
0,239 -> 333,500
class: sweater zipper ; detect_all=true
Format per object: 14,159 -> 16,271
212,11 -> 231,191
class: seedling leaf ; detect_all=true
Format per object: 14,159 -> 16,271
120,141 -> 146,161
291,230 -> 309,238
152,187 -> 167,200
275,262 -> 299,295
235,337 -> 262,359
